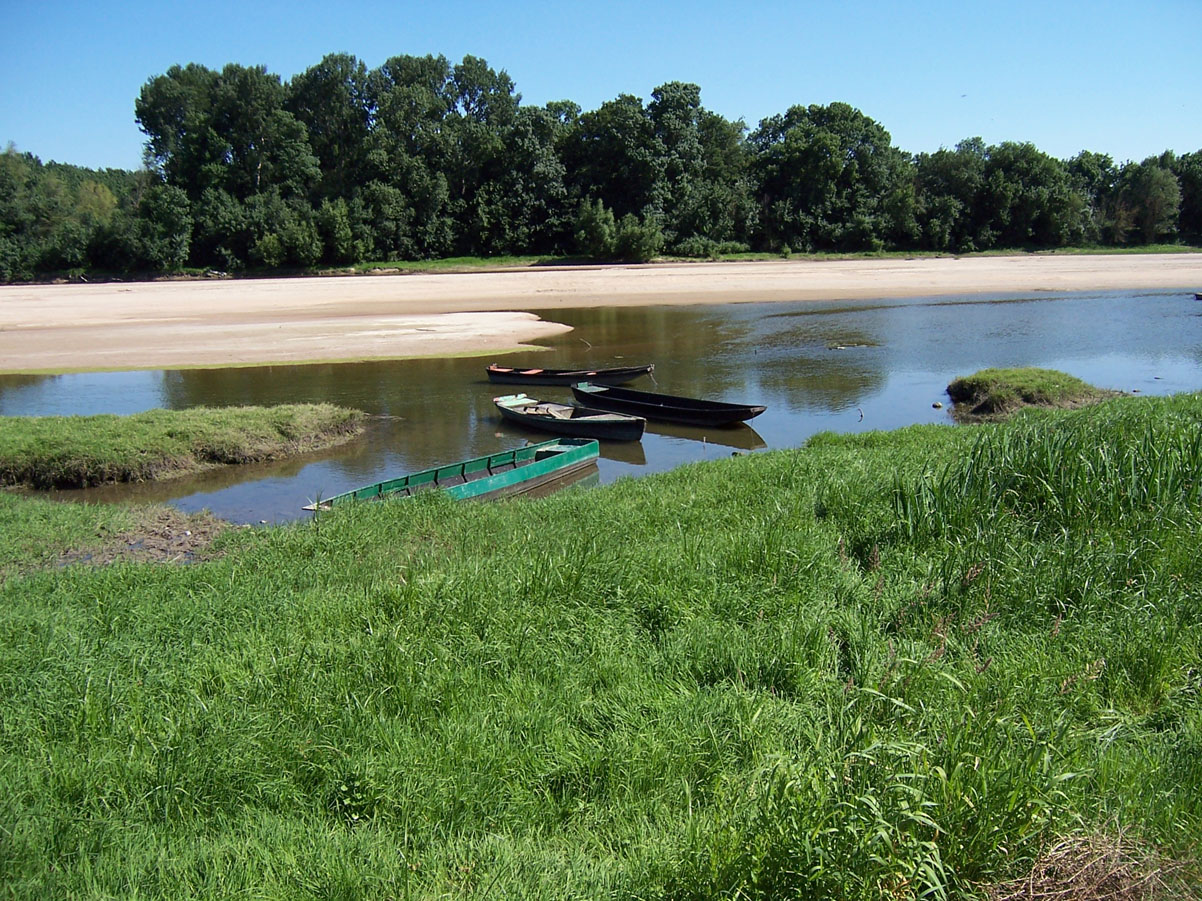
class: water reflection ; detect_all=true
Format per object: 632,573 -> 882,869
3,290 -> 1200,523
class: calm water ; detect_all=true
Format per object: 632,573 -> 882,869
3,289 -> 1200,523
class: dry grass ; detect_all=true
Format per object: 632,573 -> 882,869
987,830 -> 1196,901
55,507 -> 232,568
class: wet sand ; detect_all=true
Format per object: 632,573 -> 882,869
1,254 -> 1199,373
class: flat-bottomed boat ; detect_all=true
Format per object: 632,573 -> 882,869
303,438 -> 599,510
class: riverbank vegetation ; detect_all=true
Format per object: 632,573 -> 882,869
1,391 -> 1199,898
0,403 -> 364,488
3,52 -> 1201,281
947,367 -> 1121,421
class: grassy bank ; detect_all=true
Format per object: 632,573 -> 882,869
0,404 -> 365,489
947,367 -> 1121,421
1,394 -> 1200,898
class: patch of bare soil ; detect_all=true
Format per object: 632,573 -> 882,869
986,831 -> 1196,901
948,388 -> 1122,423
57,507 -> 232,568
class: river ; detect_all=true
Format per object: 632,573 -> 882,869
2,289 -> 1199,523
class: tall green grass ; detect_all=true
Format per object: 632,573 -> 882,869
1,395 -> 1200,898
0,404 -> 365,488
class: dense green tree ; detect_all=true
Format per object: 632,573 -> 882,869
190,187 -> 249,269
614,212 -> 665,261
974,142 -> 1085,248
914,138 -> 987,251
138,183 -> 193,268
648,82 -> 757,250
561,94 -> 664,221
90,182 -> 191,272
1116,156 -> 1180,244
316,197 -> 356,263
444,55 -> 523,255
750,102 -> 913,251
364,54 -> 456,258
137,63 -> 318,203
5,50 -> 1199,280
286,53 -> 373,201
1066,150 -> 1120,243
573,197 -> 616,258
486,105 -> 571,253
0,147 -> 145,276
1173,150 -> 1202,244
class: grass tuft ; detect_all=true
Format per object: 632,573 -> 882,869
947,367 -> 1119,420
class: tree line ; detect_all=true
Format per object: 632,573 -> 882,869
3,52 -> 1201,281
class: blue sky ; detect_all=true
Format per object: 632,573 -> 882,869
2,0 -> 1199,171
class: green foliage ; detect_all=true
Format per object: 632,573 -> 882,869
614,212 -> 664,261
0,404 -> 364,489
1174,150 -> 1202,244
573,197 -> 616,258
2,395 -> 1201,896
946,366 -> 1111,418
750,102 -> 915,252
1117,158 -> 1181,244
4,56 -> 1201,280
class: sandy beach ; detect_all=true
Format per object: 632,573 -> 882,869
1,254 -> 1200,373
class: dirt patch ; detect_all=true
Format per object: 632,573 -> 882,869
985,831 -> 1194,901
56,507 -> 233,568
948,388 -> 1120,423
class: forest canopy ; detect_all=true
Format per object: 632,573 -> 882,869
3,52 -> 1201,281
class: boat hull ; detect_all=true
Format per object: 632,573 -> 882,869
486,363 -> 654,386
494,394 -> 646,441
304,438 -> 599,510
571,382 -> 766,427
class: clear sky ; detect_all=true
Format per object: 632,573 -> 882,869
2,0 -> 1199,172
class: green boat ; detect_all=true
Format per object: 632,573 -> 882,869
303,438 -> 599,510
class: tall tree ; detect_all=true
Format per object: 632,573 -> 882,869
561,94 -> 664,221
974,142 -> 1085,248
365,54 -> 456,258
914,138 -> 987,252
750,102 -> 914,251
1116,156 -> 1181,244
444,55 -> 522,254
286,53 -> 373,201
647,82 -> 756,249
1170,151 -> 1202,244
137,63 -> 318,202
1066,150 -> 1120,244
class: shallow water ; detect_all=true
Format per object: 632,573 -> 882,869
3,289 -> 1200,523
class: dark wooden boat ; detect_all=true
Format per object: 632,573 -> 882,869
494,393 -> 646,441
571,382 -> 767,427
303,438 -> 598,510
486,362 -> 654,386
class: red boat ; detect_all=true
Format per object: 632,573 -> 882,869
486,363 -> 654,386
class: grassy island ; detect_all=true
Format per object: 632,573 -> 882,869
947,367 -> 1121,421
0,404 -> 366,489
1,393 -> 1200,899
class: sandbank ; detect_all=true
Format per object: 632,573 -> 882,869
1,254 -> 1199,373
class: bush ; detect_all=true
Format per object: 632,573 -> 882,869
614,213 -> 664,262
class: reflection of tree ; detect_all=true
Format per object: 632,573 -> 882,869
757,352 -> 885,413
0,374 -> 61,413
542,307 -> 766,399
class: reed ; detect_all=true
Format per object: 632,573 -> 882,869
1,393 -> 1199,898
